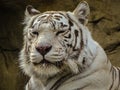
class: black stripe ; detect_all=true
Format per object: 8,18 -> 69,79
40,15 -> 47,19
64,34 -> 71,38
79,28 -> 84,51
27,80 -> 31,90
73,30 -> 78,51
50,20 -> 56,30
66,14 -> 74,31
69,71 -> 95,82
69,20 -> 74,26
109,66 -> 115,90
74,30 -> 78,37
30,33 -> 35,37
56,31 -> 65,36
114,67 -> 119,90
54,18 -> 60,20
50,73 -> 73,90
118,67 -> 120,81
118,67 -> 120,89
30,15 -> 39,28
82,57 -> 86,65
79,18 -> 85,24
110,65 -> 113,73
60,22 -> 68,27
116,67 -> 120,89
54,15 -> 62,18
64,39 -> 67,42
75,84 -> 90,90
67,44 -> 72,47
59,12 -> 66,18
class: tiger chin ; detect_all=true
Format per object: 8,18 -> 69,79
19,1 -> 120,90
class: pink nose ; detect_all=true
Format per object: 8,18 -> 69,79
36,43 -> 52,56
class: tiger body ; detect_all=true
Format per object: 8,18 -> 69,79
19,1 -> 120,90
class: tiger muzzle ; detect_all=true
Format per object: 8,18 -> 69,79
36,43 -> 52,56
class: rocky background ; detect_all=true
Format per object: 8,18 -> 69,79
0,0 -> 120,90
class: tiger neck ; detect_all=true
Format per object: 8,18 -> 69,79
32,72 -> 73,88
71,28 -> 98,73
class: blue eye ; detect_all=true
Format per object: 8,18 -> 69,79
32,31 -> 39,35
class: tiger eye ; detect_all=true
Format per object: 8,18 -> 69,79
32,31 -> 39,35
56,31 -> 65,36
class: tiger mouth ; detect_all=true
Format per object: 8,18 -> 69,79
33,59 -> 63,67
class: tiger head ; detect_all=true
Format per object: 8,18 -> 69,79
19,1 -> 93,77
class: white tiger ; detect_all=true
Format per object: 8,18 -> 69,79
19,1 -> 120,90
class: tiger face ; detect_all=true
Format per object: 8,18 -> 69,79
20,1 -> 90,77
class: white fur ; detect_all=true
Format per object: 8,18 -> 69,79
19,1 -> 120,90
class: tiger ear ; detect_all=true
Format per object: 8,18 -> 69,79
24,5 -> 40,24
73,1 -> 90,25
25,5 -> 40,17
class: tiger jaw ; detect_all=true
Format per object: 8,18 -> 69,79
29,53 -> 66,76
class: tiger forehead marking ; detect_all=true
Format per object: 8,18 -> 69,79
31,12 -> 70,31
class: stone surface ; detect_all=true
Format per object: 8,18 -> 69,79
0,0 -> 120,90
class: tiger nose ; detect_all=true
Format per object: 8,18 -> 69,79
36,43 -> 52,56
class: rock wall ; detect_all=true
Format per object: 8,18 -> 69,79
0,0 -> 120,90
